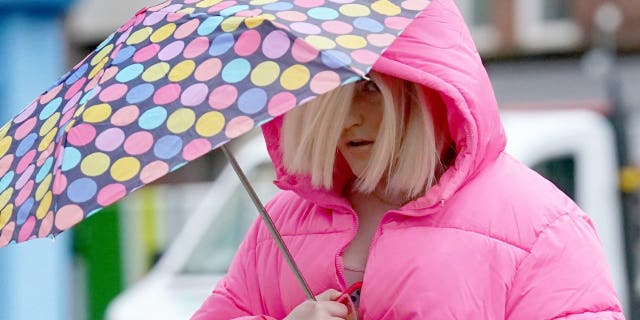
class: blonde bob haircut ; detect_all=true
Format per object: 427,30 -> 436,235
281,72 -> 443,201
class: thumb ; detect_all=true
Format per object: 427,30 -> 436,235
316,289 -> 344,302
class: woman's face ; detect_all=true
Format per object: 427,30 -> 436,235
338,80 -> 384,178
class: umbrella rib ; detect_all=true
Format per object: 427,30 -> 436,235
221,145 -> 317,301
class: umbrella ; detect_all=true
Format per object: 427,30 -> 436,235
0,0 -> 431,299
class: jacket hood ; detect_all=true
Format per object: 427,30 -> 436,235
261,0 -> 506,215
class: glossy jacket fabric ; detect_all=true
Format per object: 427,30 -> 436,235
192,0 -> 623,318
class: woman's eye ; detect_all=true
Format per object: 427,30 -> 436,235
363,80 -> 380,93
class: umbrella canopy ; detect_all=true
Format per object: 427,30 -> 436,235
0,0 -> 431,247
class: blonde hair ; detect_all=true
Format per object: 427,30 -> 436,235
281,73 -> 443,201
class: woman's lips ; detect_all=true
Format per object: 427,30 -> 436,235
347,140 -> 374,147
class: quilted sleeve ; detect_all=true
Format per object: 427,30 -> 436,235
505,211 -> 625,319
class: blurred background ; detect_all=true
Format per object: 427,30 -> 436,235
0,0 -> 639,319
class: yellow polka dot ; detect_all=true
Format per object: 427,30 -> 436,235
111,157 -> 141,182
64,120 -> 76,133
305,35 -> 336,50
0,122 -> 10,140
0,188 -> 13,211
39,113 -> 60,137
36,174 -> 52,201
167,108 -> 196,134
127,27 -> 153,45
177,7 -> 195,14
89,56 -> 109,79
91,44 -> 114,66
250,0 -> 277,4
196,0 -> 222,7
196,112 -> 225,137
81,152 -> 111,177
0,136 -> 12,158
221,16 -> 244,32
36,192 -> 52,220
74,106 -> 85,118
280,65 -> 310,90
83,103 -> 112,123
245,14 -> 275,29
151,23 -> 177,43
339,4 -> 371,17
336,35 -> 367,49
38,128 -> 58,152
251,61 -> 280,87
142,62 -> 171,82
169,60 -> 196,82
0,204 -> 13,229
372,0 -> 401,16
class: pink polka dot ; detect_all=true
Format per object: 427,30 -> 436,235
236,9 -> 262,17
385,16 -> 412,30
208,1 -> 235,12
53,171 -> 67,196
225,116 -> 254,139
183,139 -> 212,161
234,30 -> 261,57
37,145 -> 54,167
124,131 -> 154,155
0,222 -> 15,247
111,105 -> 140,126
99,83 -> 129,102
195,58 -> 222,82
54,204 -> 84,231
351,49 -> 380,65
15,180 -> 34,206
175,18 -> 200,39
16,150 -> 36,175
158,41 -> 185,61
291,38 -> 319,63
294,0 -> 325,7
154,83 -> 182,105
167,12 -> 185,23
268,92 -> 298,117
184,37 -> 210,59
140,161 -> 170,184
40,84 -> 63,105
86,72 -> 103,91
321,21 -> 354,34
15,117 -> 37,141
99,66 -> 119,84
38,211 -> 54,238
181,83 -> 209,107
18,216 -> 36,242
96,128 -> 125,152
367,33 -> 396,47
133,44 -> 161,63
97,183 -> 127,206
310,71 -> 341,95
14,101 -> 37,124
62,91 -> 82,115
262,30 -> 291,59
110,43 -> 123,59
67,123 -> 97,147
0,155 -> 14,177
208,85 -> 238,110
276,10 -> 308,21
64,77 -> 87,100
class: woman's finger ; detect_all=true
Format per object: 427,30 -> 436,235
316,289 -> 343,301
319,301 -> 348,317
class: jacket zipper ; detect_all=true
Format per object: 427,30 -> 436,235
336,209 -> 359,291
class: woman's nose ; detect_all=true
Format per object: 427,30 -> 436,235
343,108 -> 363,129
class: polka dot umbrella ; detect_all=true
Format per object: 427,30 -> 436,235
0,0 -> 430,297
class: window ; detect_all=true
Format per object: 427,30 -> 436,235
543,0 -> 571,21
456,0 -> 500,54
532,156 -> 576,200
514,0 -> 581,52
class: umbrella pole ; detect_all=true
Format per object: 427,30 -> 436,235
221,145 -> 317,301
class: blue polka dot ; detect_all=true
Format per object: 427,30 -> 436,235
17,198 -> 34,225
112,46 -> 136,65
79,87 -> 100,106
263,2 -> 294,11
220,4 -> 249,16
353,17 -> 384,32
126,83 -> 155,104
40,98 -> 62,120
16,133 -> 38,157
61,147 -> 82,172
96,32 -> 115,51
198,16 -> 224,36
238,88 -> 268,114
116,64 -> 144,82
321,50 -> 352,69
342,76 -> 361,85
307,7 -> 339,20
221,58 -> 251,83
209,33 -> 235,56
138,106 -> 168,130
66,64 -> 89,86
153,135 -> 183,160
0,171 -> 14,193
67,178 -> 97,203
36,157 -> 54,183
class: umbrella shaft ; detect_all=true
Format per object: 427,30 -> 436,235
221,145 -> 317,301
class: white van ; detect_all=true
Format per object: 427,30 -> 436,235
106,109 -> 629,319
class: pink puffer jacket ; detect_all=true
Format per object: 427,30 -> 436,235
192,0 -> 623,318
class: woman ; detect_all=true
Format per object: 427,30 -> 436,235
192,0 -> 623,318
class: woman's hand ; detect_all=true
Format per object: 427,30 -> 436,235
283,289 -> 348,320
